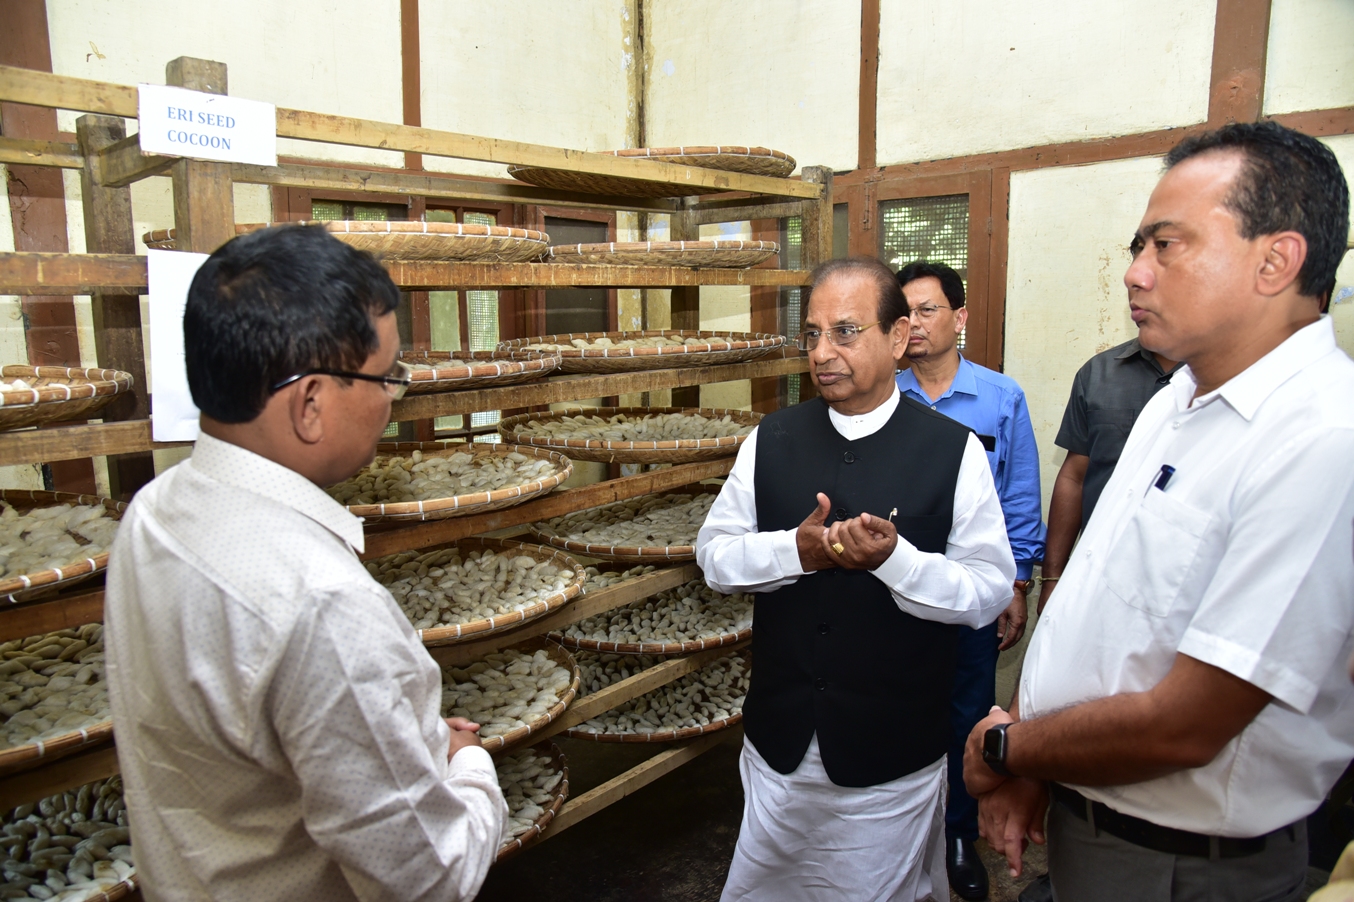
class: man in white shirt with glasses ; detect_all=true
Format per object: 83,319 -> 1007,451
105,224 -> 506,902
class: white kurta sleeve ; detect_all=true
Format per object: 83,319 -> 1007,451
696,427 -> 807,594
871,433 -> 1016,628
270,584 -> 507,902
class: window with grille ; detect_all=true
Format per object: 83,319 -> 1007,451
425,209 -> 502,439
878,194 -> 969,350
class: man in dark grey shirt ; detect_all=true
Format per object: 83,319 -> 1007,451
1038,338 -> 1179,616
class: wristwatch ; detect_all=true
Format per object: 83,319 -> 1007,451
982,722 -> 1013,777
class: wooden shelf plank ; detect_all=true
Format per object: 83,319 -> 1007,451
429,564 -> 700,667
0,136 -> 82,169
0,65 -> 821,200
383,261 -> 812,290
361,459 -> 732,559
0,354 -> 800,464
0,253 -> 811,294
0,745 -> 120,812
0,420 -> 186,467
0,587 -> 105,642
390,354 -> 807,419
540,728 -> 736,839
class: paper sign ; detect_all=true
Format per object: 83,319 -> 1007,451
147,250 -> 208,443
137,83 -> 277,166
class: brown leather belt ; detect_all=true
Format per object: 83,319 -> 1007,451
1050,782 -> 1294,860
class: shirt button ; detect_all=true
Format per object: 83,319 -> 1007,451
930,405 -> 937,410
1172,421 -> 1181,429
814,678 -> 827,690
818,622 -> 830,635
835,508 -> 847,521
843,451 -> 855,464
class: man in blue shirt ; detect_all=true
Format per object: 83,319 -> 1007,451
895,261 -> 1045,901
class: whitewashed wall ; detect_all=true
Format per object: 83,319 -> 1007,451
877,0 -> 1214,165
46,0 -> 405,168
644,0 -> 860,173
420,2 -> 631,179
1003,156 -> 1168,510
1263,0 -> 1354,116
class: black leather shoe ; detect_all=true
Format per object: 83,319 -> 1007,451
946,836 -> 990,901
1018,873 -> 1053,902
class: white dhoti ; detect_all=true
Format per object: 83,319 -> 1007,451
720,734 -> 947,902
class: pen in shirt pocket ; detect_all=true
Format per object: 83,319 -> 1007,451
1145,464 -> 1176,496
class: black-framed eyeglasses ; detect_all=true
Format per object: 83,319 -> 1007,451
270,360 -> 414,400
796,322 -> 880,352
908,304 -> 954,321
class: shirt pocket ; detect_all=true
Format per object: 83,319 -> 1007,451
1102,489 -> 1213,618
1086,408 -> 1140,467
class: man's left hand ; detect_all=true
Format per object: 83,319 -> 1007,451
964,705 -> 1015,797
997,581 -> 1028,651
822,512 -> 898,570
978,776 -> 1048,879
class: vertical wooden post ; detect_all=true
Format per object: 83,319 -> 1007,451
799,167 -> 833,270
76,115 -> 156,499
669,207 -> 701,408
166,57 -> 235,254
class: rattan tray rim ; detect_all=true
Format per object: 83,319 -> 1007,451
370,537 -> 583,647
552,625 -> 751,657
0,490 -> 127,604
336,443 -> 572,523
399,350 -> 561,393
0,718 -> 113,778
495,740 -> 569,863
528,484 -> 721,563
497,406 -> 760,453
500,330 -> 784,359
0,366 -> 135,432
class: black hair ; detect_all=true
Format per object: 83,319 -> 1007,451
806,257 -> 909,329
1164,121 -> 1349,301
896,260 -> 966,309
184,224 -> 401,423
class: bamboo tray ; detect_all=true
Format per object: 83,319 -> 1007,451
399,350 -> 561,393
508,145 -> 796,197
0,491 -> 126,604
0,719 -> 113,779
0,366 -> 134,432
498,406 -> 759,464
2,776 -> 136,901
547,240 -> 779,269
498,330 -> 784,374
565,650 -> 749,743
144,221 -> 550,263
441,638 -> 580,755
368,537 -> 584,647
328,443 -> 572,523
552,578 -> 751,655
528,487 -> 719,563
495,741 -> 569,863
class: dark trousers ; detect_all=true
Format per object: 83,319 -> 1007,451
946,620 -> 998,840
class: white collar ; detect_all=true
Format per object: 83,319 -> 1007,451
826,385 -> 901,441
1172,317 -> 1338,420
189,432 -> 367,553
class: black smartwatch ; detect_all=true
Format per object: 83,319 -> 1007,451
982,722 -> 1013,777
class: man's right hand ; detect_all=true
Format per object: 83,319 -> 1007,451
796,493 -> 838,573
445,717 -> 483,760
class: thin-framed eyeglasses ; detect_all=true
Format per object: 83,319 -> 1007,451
908,304 -> 954,321
795,322 -> 881,351
270,360 -> 414,400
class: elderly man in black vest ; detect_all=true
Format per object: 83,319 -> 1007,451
698,257 -> 1015,901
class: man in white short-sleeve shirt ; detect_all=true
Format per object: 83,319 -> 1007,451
961,122 -> 1354,901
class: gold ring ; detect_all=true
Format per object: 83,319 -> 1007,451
831,542 -> 846,555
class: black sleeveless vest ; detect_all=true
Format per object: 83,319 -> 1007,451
746,395 -> 970,787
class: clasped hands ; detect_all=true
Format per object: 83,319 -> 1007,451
962,706 -> 1049,879
796,492 -> 898,572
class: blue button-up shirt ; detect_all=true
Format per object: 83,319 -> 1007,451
897,357 -> 1045,579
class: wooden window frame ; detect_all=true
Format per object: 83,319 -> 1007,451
834,168 -> 1009,371
517,205 -> 619,337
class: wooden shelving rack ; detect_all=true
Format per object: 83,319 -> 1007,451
0,56 -> 832,866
